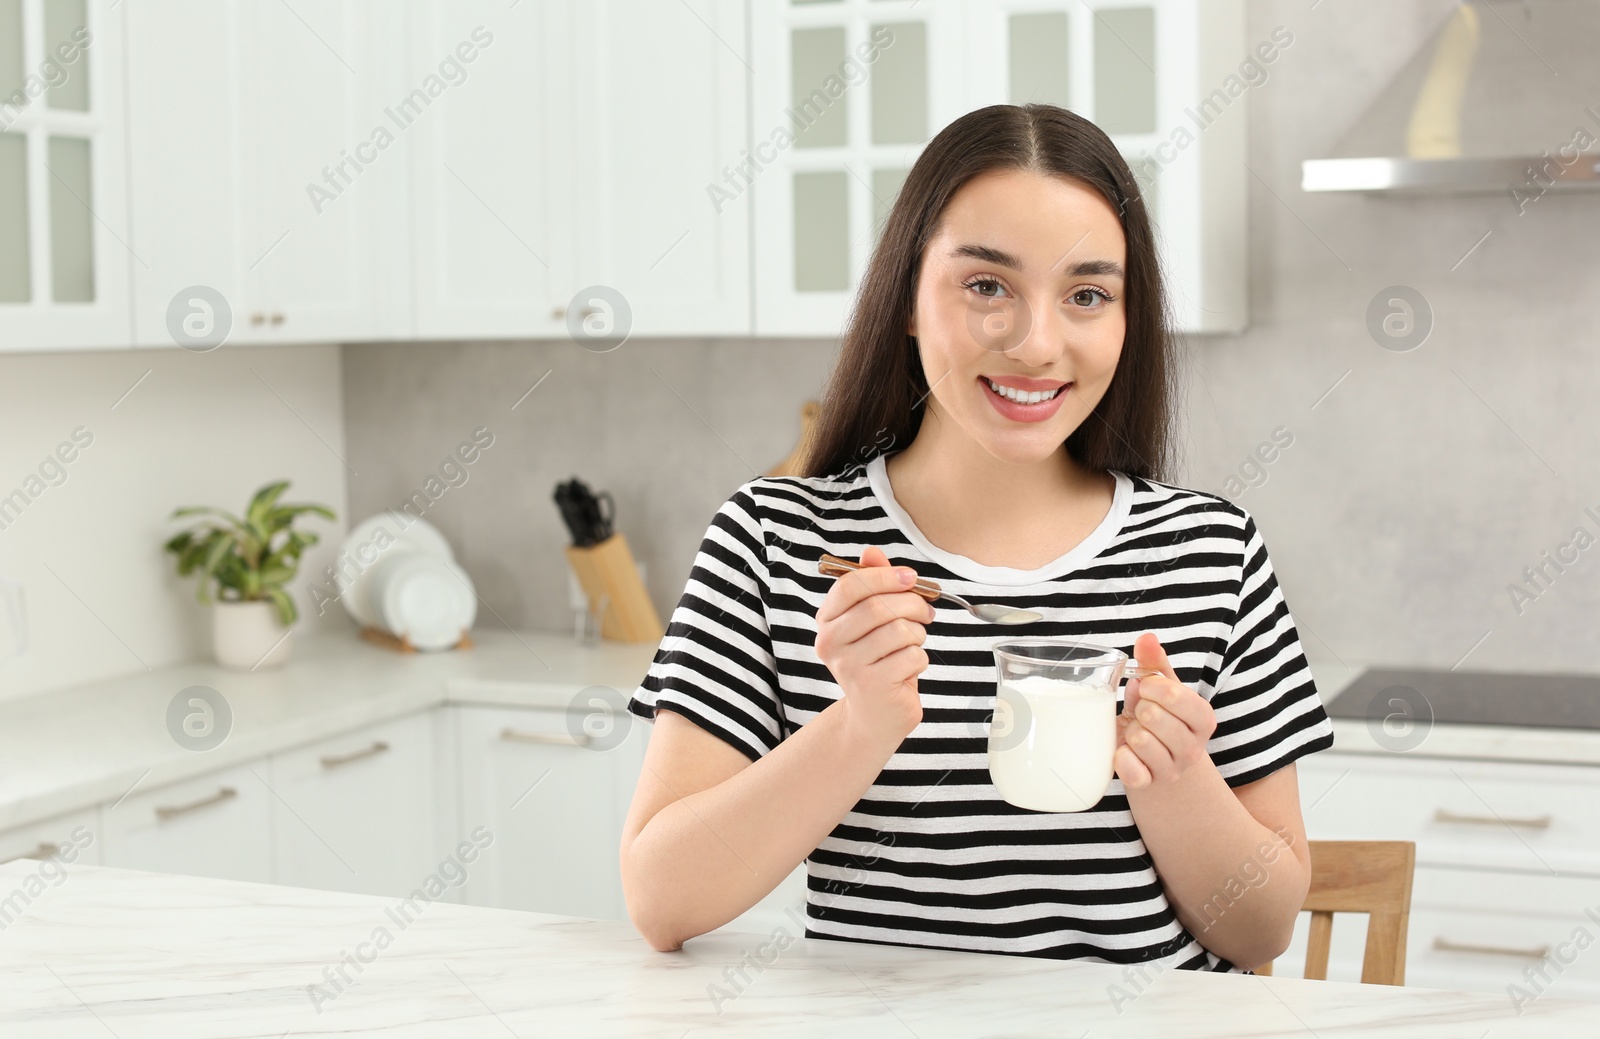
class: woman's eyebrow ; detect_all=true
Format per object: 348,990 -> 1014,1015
951,243 -> 1124,279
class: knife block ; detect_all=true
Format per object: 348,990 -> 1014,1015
563,533 -> 664,643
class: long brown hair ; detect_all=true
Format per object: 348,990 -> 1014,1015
801,103 -> 1179,483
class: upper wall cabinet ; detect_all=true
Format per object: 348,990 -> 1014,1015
6,0 -> 1246,352
406,0 -> 568,340
0,0 -> 129,351
408,0 -> 751,341
751,0 -> 1248,337
749,0 -> 966,337
125,0 -> 411,349
566,0 -> 751,337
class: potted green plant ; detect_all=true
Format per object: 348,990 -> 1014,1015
164,481 -> 335,670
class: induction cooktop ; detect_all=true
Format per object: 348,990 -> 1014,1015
1325,668 -> 1600,731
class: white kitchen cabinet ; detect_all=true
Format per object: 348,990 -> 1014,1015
125,0 -> 410,349
1277,864 -> 1600,1001
1276,750 -> 1600,999
0,806 -> 101,867
455,701 -> 647,921
0,0 -> 130,351
268,712 -> 440,899
750,0 -> 1247,337
408,0 -> 750,341
99,762 -> 274,884
566,0 -> 751,337
1298,752 -> 1600,877
405,0 -> 568,340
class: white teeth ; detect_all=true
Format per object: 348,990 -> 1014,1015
985,377 -> 1064,404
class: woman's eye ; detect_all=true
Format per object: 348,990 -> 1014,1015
965,277 -> 1008,299
1071,287 -> 1112,308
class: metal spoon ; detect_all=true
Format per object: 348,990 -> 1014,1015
817,552 -> 1043,625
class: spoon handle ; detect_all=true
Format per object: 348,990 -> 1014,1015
821,553 -> 1169,671
817,552 -> 943,604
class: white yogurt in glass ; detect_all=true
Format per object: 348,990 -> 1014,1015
988,674 -> 1117,812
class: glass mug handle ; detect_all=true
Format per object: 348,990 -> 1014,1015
1121,661 -> 1165,682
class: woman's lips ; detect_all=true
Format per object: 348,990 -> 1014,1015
979,376 -> 1070,423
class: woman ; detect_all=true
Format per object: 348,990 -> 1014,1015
620,103 -> 1334,973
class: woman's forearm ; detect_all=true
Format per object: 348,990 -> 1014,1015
623,698 -> 907,950
1124,762 -> 1309,968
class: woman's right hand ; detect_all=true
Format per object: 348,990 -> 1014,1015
814,544 -> 933,741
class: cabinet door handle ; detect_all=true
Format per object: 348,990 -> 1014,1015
249,312 -> 266,326
0,842 -> 60,865
270,312 -> 284,325
320,740 -> 390,769
501,727 -> 589,748
155,786 -> 238,821
1433,937 -> 1551,959
1433,808 -> 1552,830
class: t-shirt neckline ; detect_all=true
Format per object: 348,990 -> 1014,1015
865,453 -> 1133,586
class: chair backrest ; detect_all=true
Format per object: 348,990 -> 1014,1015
1252,840 -> 1416,985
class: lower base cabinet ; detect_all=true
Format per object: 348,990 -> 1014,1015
1282,751 -> 1600,1001
0,808 -> 102,870
100,762 -> 275,884
269,711 -> 440,898
454,703 -> 648,921
1277,864 -> 1600,1001
93,711 -> 443,896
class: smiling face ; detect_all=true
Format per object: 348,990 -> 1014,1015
906,167 -> 1128,467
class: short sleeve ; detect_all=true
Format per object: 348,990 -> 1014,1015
1205,512 -> 1335,787
626,487 -> 785,761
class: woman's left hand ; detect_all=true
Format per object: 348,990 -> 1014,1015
1113,632 -> 1217,790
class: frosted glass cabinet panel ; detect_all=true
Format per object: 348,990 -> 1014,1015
0,0 -> 21,97
794,170 -> 850,291
0,132 -> 27,303
1093,6 -> 1156,134
792,27 -> 849,147
871,165 -> 909,235
44,0 -> 89,111
0,0 -> 129,350
1009,11 -> 1072,108
870,20 -> 926,144
46,134 -> 91,302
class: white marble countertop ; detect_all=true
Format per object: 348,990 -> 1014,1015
0,862 -> 1592,1037
0,627 -> 659,832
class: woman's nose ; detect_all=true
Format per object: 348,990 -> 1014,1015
1000,294 -> 1068,367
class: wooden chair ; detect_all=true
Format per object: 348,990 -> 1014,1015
1253,840 -> 1416,985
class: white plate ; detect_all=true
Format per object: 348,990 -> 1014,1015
371,553 -> 477,651
333,511 -> 455,629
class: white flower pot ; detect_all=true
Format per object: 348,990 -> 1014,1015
212,599 -> 293,670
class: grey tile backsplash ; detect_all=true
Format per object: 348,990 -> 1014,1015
342,337 -> 839,638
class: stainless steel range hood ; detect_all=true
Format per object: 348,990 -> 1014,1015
1302,0 -> 1600,195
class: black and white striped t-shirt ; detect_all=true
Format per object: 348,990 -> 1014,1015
628,452 -> 1335,972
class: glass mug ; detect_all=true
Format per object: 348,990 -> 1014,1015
987,638 -> 1165,813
